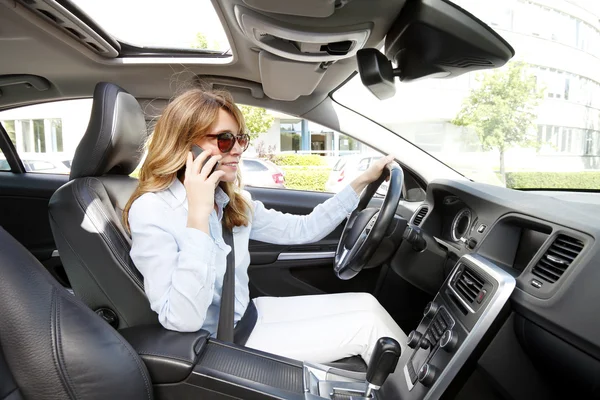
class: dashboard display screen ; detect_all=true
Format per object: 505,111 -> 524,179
513,228 -> 549,271
478,219 -> 551,271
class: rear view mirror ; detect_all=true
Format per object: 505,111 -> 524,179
357,0 -> 514,100
357,49 -> 397,100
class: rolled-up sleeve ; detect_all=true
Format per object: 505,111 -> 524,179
249,184 -> 359,245
129,195 -> 221,332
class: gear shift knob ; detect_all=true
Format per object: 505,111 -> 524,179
365,337 -> 401,396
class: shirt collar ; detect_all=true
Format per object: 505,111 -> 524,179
167,177 -> 230,210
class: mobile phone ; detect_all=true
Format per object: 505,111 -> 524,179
191,144 -> 219,175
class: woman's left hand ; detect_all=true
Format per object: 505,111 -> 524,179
350,154 -> 396,195
361,155 -> 395,184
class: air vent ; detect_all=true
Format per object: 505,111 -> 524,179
413,207 -> 428,226
532,235 -> 584,284
454,267 -> 484,304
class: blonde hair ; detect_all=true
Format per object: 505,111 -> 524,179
123,88 -> 252,231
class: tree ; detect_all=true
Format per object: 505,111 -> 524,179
191,33 -> 209,49
452,62 -> 545,183
239,105 -> 274,140
191,32 -> 220,51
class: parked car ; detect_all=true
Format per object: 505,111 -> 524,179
240,158 -> 285,188
325,154 -> 384,193
0,153 -> 71,174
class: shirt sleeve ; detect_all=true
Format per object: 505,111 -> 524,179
129,195 -> 223,332
249,184 -> 359,245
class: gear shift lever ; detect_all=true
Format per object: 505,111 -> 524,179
365,337 -> 401,397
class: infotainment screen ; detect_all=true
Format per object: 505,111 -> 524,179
513,228 -> 549,271
478,218 -> 551,272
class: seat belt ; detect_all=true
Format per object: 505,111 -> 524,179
217,220 -> 235,342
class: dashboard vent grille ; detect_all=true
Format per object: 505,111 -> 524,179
532,235 -> 584,284
454,267 -> 485,303
413,207 -> 428,226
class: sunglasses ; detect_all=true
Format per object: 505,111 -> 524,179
207,132 -> 250,153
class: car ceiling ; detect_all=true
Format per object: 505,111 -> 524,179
0,0 -> 406,116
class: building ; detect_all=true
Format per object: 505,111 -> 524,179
0,100 -> 367,166
0,99 -> 92,161
249,109 -> 368,158
458,0 -> 600,171
5,0 -> 598,171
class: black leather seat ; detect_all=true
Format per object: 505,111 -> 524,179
0,226 -> 153,400
48,82 -> 157,329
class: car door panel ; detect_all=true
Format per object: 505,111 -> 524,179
244,186 -> 418,298
0,172 -> 69,286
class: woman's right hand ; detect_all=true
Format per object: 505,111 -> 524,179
184,150 -> 226,233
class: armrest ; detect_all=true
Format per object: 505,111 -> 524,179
119,324 -> 210,384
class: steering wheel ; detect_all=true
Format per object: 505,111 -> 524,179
334,163 -> 404,280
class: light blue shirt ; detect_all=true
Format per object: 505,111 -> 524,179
128,178 -> 359,334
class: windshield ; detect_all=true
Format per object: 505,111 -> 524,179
334,0 -> 600,190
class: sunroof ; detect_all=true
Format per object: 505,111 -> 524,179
68,0 -> 230,53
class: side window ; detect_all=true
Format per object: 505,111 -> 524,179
0,149 -> 9,171
0,99 -> 93,174
242,105 -> 382,192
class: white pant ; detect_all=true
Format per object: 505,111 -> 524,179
244,292 -> 407,365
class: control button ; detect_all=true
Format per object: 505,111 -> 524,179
477,224 -> 487,234
418,363 -> 439,387
476,289 -> 487,304
439,319 -> 448,331
440,308 -> 453,326
407,330 -> 422,349
531,279 -> 543,289
467,238 -> 477,250
434,320 -> 444,336
440,330 -> 458,352
423,302 -> 438,318
419,337 -> 431,350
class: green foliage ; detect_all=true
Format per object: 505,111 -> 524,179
505,171 -> 600,189
191,33 -> 209,49
271,154 -> 327,166
239,105 -> 274,140
452,62 -> 545,182
191,32 -> 220,50
281,166 -> 329,191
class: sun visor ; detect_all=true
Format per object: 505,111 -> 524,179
258,51 -> 325,101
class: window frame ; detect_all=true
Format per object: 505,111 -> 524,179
0,122 -> 26,173
0,98 -> 93,175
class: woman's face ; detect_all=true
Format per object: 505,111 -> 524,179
195,108 -> 244,183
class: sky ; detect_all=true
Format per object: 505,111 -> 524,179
70,0 -> 230,50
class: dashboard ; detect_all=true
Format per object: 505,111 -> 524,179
389,178 -> 600,398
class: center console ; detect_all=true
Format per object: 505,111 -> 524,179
121,253 -> 514,400
380,254 -> 515,399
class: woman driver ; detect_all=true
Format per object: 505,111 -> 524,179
124,88 -> 405,364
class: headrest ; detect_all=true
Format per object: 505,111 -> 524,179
70,82 -> 147,180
